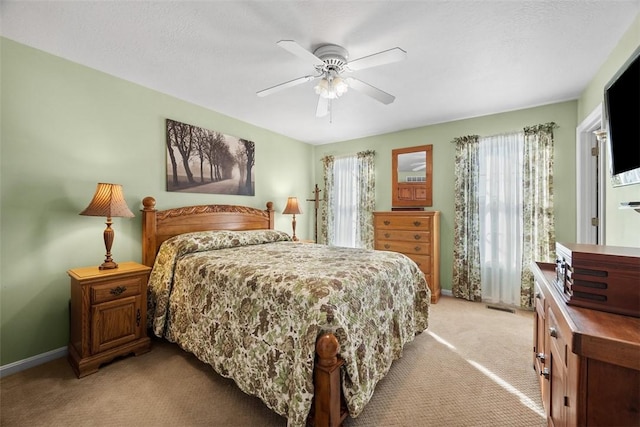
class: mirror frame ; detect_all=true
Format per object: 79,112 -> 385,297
392,144 -> 433,208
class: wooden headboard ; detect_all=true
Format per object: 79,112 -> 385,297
141,196 -> 275,267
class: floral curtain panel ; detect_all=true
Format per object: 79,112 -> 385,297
320,155 -> 335,245
520,122 -> 556,308
451,135 -> 482,302
356,150 -> 376,249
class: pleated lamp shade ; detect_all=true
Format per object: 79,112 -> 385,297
80,183 -> 135,218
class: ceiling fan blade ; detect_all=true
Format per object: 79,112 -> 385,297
316,96 -> 329,117
256,75 -> 317,97
277,40 -> 325,67
347,47 -> 407,71
345,77 -> 396,105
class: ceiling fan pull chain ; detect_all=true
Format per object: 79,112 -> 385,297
329,99 -> 333,124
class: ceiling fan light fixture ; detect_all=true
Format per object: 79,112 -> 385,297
332,76 -> 349,97
314,78 -> 330,97
315,73 -> 349,100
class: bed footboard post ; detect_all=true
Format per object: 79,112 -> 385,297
314,333 -> 345,427
141,197 -> 157,267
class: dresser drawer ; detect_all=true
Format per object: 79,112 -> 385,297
377,230 -> 431,243
404,254 -> 431,274
374,215 -> 432,230
547,306 -> 568,367
91,277 -> 143,304
376,240 -> 431,256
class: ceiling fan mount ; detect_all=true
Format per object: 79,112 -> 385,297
312,44 -> 349,74
257,40 -> 407,118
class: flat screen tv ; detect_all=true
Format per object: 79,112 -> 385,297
603,45 -> 640,187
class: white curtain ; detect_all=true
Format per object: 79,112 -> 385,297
333,155 -> 359,247
478,132 -> 524,306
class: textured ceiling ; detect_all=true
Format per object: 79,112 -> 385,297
2,1 -> 639,145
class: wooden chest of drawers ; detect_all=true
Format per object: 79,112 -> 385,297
373,211 -> 440,303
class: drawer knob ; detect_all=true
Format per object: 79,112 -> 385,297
414,234 -> 421,240
110,286 -> 127,296
536,352 -> 546,363
549,327 -> 558,338
384,233 -> 391,238
384,244 -> 390,249
540,367 -> 550,380
413,221 -> 422,227
414,246 -> 421,252
535,292 -> 542,299
384,220 -> 391,225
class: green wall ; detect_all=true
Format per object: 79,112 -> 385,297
577,13 -> 640,248
312,101 -> 578,293
0,38 -> 314,365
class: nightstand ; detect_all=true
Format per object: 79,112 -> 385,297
67,261 -> 151,378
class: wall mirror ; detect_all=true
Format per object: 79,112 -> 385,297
392,144 -> 433,208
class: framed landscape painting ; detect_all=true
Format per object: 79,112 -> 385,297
165,118 -> 255,196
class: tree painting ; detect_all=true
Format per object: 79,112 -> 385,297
166,119 -> 255,195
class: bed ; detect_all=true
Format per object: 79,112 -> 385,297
141,196 -> 430,427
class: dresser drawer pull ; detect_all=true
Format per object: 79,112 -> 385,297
384,233 -> 391,238
536,352 -> 546,363
413,221 -> 422,227
136,309 -> 141,327
549,327 -> 558,338
109,286 -> 127,296
414,246 -> 422,252
540,367 -> 550,380
384,220 -> 391,225
535,292 -> 542,299
384,244 -> 391,249
414,234 -> 421,240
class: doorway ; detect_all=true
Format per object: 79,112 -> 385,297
576,104 -> 606,244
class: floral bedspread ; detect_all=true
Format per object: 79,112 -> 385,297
147,229 -> 430,427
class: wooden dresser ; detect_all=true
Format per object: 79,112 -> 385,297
531,261 -> 640,426
373,211 -> 440,303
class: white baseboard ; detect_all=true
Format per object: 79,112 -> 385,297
441,289 -> 452,297
0,346 -> 68,378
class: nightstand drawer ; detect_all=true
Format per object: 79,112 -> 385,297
91,277 -> 143,304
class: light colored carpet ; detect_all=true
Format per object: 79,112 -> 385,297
1,296 -> 545,426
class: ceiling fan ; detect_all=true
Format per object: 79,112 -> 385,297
256,40 -> 407,118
